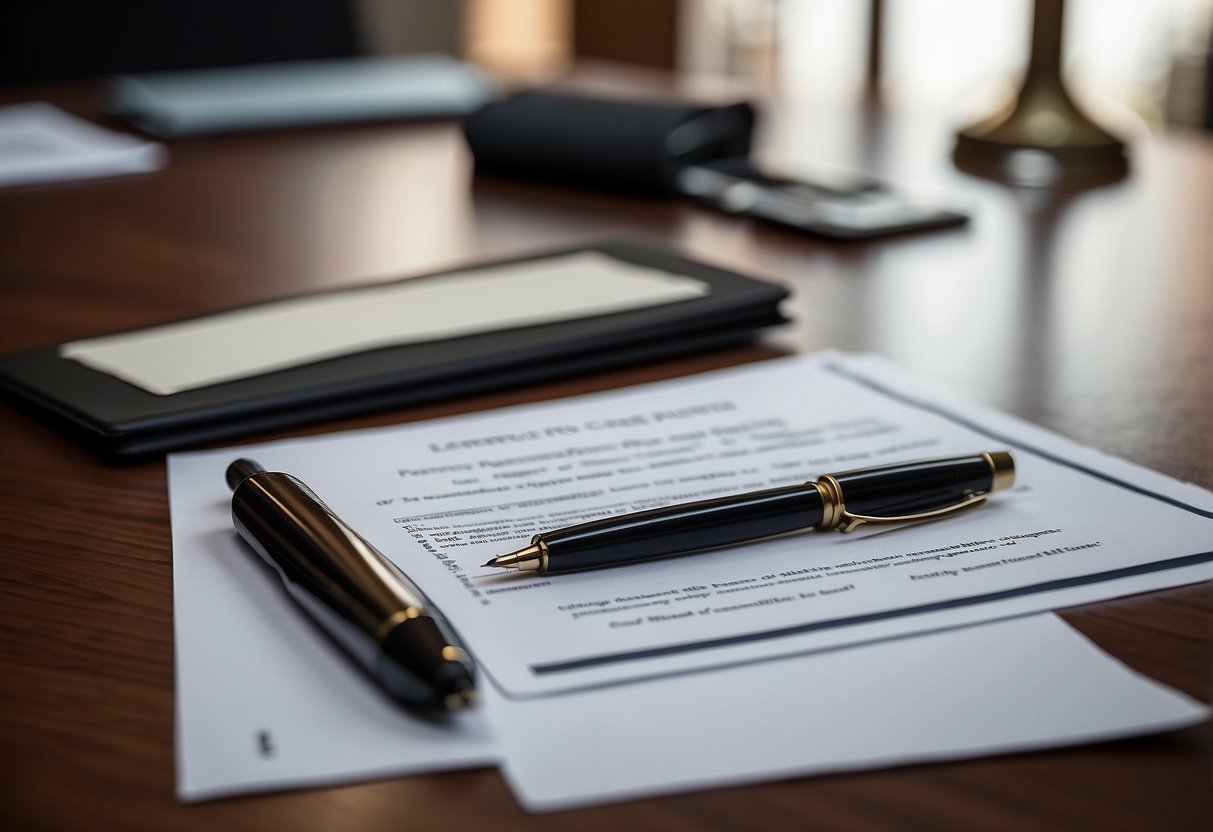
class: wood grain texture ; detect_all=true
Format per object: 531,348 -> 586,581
0,75 -> 1209,831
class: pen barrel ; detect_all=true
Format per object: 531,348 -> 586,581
826,454 -> 1003,519
538,484 -> 824,574
231,470 -> 474,710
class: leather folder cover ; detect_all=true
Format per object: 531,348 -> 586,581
0,242 -> 787,459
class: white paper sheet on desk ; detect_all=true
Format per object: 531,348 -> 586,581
164,470 -> 1207,803
496,613 -> 1207,812
0,102 -> 166,187
167,349 -> 1212,804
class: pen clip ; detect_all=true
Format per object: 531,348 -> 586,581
835,491 -> 988,533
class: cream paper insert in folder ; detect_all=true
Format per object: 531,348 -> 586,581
61,252 -> 708,395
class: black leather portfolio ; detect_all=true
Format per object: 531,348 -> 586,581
0,241 -> 788,459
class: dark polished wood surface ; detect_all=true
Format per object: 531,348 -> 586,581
1,73 -> 1210,831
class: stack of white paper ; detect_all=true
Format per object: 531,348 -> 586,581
167,351 -> 1211,809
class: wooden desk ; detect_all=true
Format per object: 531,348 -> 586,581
1,78 -> 1210,831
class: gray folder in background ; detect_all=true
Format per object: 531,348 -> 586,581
108,53 -> 495,137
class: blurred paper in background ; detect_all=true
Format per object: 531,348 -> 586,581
0,103 -> 166,187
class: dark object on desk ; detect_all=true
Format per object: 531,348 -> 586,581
486,452 -> 1015,575
464,90 -> 755,196
464,91 -> 967,239
953,0 -> 1127,186
226,458 -> 476,712
0,241 -> 787,459
679,157 -> 969,240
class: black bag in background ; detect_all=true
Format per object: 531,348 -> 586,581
463,91 -> 755,196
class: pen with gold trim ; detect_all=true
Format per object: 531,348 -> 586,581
484,451 -> 1015,575
226,458 -> 476,712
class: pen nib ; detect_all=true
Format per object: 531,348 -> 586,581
482,543 -> 545,572
481,558 -> 497,567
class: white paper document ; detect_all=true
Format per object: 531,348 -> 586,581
62,252 -> 707,395
167,350 -> 1212,804
0,102 -> 167,187
496,613 -> 1207,811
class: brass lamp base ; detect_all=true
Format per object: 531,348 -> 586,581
954,92 -> 1128,187
953,0 -> 1128,187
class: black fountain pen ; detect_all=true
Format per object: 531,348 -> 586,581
485,451 -> 1015,575
226,459 -> 476,712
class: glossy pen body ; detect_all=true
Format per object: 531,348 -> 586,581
485,451 -> 1014,575
226,459 -> 476,712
